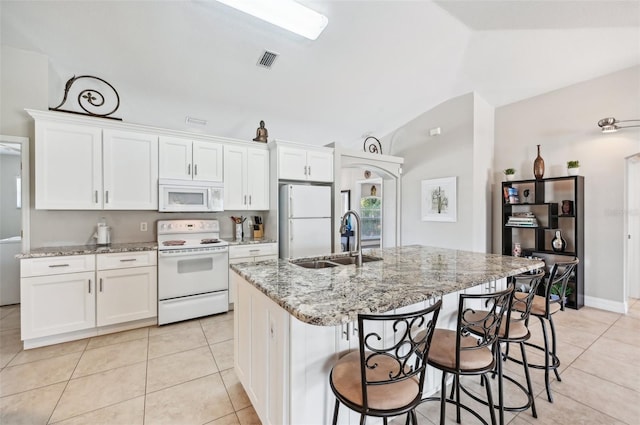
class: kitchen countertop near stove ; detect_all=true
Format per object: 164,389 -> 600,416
225,238 -> 277,246
17,242 -> 158,259
230,245 -> 544,326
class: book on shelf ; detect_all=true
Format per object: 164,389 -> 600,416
507,212 -> 538,227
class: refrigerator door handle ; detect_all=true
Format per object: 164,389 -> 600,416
290,220 -> 293,241
289,192 -> 293,218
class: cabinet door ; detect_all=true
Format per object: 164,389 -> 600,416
224,145 -> 248,210
159,136 -> 193,180
96,266 -> 157,326
21,272 -> 96,339
278,146 -> 307,181
103,130 -> 158,210
35,121 -> 102,209
193,141 -> 223,182
306,150 -> 334,182
246,148 -> 270,210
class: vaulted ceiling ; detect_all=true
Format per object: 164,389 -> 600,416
2,1 -> 639,150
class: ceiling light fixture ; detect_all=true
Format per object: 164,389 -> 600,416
215,0 -> 328,40
597,117 -> 640,133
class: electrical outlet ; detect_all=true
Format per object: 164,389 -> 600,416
140,222 -> 148,232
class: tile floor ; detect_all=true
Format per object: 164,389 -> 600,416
1,299 -> 639,425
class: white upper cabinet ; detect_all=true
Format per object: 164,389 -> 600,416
158,136 -> 192,180
224,145 -> 269,210
35,121 -> 103,209
193,141 -> 223,182
159,136 -> 223,182
103,129 -> 158,210
34,118 -> 159,210
278,145 -> 333,182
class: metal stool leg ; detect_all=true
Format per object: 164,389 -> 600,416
539,316 -> 554,402
549,315 -> 562,382
520,341 -> 538,418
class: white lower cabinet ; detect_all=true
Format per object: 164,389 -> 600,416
96,252 -> 157,326
21,270 -> 96,340
228,243 -> 278,306
20,252 -> 157,348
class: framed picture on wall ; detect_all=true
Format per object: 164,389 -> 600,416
421,177 -> 457,222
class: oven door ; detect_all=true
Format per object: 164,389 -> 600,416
159,183 -> 223,212
158,248 -> 229,299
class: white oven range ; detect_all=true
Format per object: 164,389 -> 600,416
157,219 -> 229,325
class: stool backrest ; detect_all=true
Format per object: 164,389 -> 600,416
505,271 -> 545,337
542,258 -> 579,314
457,286 -> 514,369
357,300 -> 442,409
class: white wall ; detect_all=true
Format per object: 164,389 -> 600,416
493,66 -> 640,309
386,92 -> 494,251
472,95 -> 495,252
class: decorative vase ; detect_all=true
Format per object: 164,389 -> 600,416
512,242 -> 522,257
533,144 -> 545,180
551,230 -> 566,252
567,167 -> 579,176
505,174 -> 515,181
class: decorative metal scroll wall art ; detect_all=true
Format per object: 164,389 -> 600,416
363,136 -> 382,154
50,75 -> 122,120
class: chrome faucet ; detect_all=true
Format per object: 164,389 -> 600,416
340,210 -> 363,267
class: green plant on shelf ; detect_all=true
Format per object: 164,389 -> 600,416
567,160 -> 580,169
550,282 -> 574,297
504,168 -> 516,175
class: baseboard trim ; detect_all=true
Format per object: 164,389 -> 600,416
584,295 -> 627,314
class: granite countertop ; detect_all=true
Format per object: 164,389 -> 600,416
225,238 -> 277,246
230,245 -> 544,327
17,242 -> 158,259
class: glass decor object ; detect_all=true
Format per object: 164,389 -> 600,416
551,230 -> 566,252
512,242 -> 522,257
534,144 -> 545,179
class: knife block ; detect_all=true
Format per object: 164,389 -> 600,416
253,224 -> 264,239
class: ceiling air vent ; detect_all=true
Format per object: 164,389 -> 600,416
257,50 -> 279,69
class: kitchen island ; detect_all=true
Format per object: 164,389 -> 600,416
230,245 -> 543,425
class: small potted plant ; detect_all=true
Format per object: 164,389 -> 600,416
504,168 -> 516,181
567,160 -> 580,176
550,282 -> 574,307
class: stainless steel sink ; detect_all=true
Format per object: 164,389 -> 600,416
291,255 -> 382,269
292,260 -> 338,269
325,255 -> 383,265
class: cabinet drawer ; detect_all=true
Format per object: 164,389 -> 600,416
21,255 -> 95,277
97,251 -> 157,270
230,243 -> 278,259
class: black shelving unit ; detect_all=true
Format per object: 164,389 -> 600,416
502,176 -> 584,309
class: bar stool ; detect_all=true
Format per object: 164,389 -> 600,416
421,286 -> 514,425
510,258 -> 579,403
460,272 -> 544,425
330,300 -> 442,425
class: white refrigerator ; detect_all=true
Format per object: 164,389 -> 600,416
279,184 -> 332,258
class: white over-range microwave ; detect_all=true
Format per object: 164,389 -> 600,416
159,179 -> 224,212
